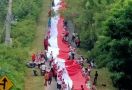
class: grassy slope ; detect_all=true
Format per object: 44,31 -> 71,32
24,0 -> 50,90
78,49 -> 116,90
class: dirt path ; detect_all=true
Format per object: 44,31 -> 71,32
24,0 -> 50,90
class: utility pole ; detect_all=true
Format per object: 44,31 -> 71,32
5,0 -> 12,45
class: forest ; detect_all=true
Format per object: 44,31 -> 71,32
65,0 -> 132,90
0,0 -> 43,89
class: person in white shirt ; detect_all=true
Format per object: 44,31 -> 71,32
40,63 -> 46,76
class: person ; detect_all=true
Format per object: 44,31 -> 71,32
44,37 -> 48,50
51,0 -> 55,7
49,51 -> 53,61
47,30 -> 50,38
61,79 -> 67,90
68,51 -> 72,60
57,74 -> 62,90
93,71 -> 98,85
57,82 -> 61,90
26,61 -> 36,68
35,52 -> 41,68
63,20 -> 68,27
69,46 -> 75,60
91,82 -> 97,90
48,70 -> 53,85
88,64 -> 92,76
40,51 -> 45,59
32,53 -> 36,62
81,85 -> 84,90
80,56 -> 84,66
71,51 -> 75,60
48,9 -> 51,17
75,37 -> 80,47
63,20 -> 68,31
33,69 -> 38,76
72,32 -> 76,42
91,60 -> 96,68
64,30 -> 69,42
54,69 -> 57,81
40,63 -> 46,76
44,72 -> 49,86
49,54 -> 53,66
44,50 -> 48,62
85,75 -> 90,84
53,63 -> 57,81
82,67 -> 85,77
48,17 -> 51,29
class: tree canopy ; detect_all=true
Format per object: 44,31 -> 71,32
65,0 -> 132,89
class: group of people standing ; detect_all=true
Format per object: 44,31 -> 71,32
44,0 -> 69,89
62,20 -> 81,48
75,55 -> 98,90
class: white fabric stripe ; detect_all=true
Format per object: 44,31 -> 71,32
55,58 -> 73,89
47,0 -> 73,90
54,0 -> 61,6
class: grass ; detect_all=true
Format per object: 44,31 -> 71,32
24,0 -> 50,90
91,68 -> 116,90
78,48 -> 116,90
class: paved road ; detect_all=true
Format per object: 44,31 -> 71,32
45,61 -> 57,90
45,79 -> 57,90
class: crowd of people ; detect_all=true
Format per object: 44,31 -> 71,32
26,0 -> 99,90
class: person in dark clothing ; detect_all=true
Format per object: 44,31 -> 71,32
44,37 -> 48,50
51,0 -> 55,7
33,69 -> 38,76
48,71 -> 52,85
72,33 -> 76,42
64,20 -> 68,27
57,83 -> 61,90
75,37 -> 80,47
48,17 -> 51,28
26,62 -> 36,68
71,52 -> 75,60
94,71 -> 98,85
81,85 -> 84,90
40,52 -> 44,58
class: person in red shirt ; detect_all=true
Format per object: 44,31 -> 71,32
32,53 -> 36,62
44,37 -> 48,50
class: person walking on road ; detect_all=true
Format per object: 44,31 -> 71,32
44,72 -> 49,86
48,70 -> 53,85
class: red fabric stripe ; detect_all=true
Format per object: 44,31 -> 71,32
57,16 -> 89,90
57,17 -> 70,60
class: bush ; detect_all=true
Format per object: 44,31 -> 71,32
0,45 -> 28,90
0,0 -> 43,89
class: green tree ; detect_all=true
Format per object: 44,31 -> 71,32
94,0 -> 132,89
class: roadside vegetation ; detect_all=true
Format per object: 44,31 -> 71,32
0,0 -> 43,89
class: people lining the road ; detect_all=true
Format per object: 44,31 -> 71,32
26,0 -> 99,89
